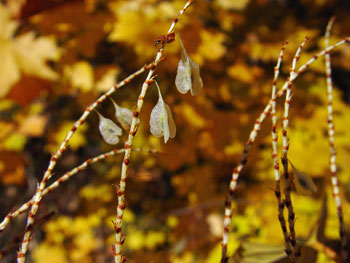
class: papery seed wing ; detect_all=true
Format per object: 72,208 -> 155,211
150,98 -> 166,138
175,36 -> 192,94
165,103 -> 176,139
117,107 -> 133,126
98,113 -> 122,145
111,99 -> 134,129
289,160 -> 317,195
190,60 -> 203,96
162,105 -> 170,144
175,54 -> 192,94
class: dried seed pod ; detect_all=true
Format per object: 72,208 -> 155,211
149,82 -> 176,143
175,35 -> 203,96
289,159 -> 317,195
96,111 -> 122,145
110,98 -> 134,130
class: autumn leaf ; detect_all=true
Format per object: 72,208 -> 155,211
108,1 -> 178,60
64,61 -> 94,92
19,115 -> 48,137
0,150 -> 27,185
0,4 -> 61,98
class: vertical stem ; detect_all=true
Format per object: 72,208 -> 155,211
281,37 -> 309,262
113,53 -> 163,263
113,1 -> 196,262
16,63 -> 152,263
325,17 -> 348,263
271,41 -> 295,261
220,38 -> 349,263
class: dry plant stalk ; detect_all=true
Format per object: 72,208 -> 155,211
325,17 -> 348,263
270,41 -> 295,261
280,37 -> 309,262
0,1 -> 195,262
221,36 -> 350,262
0,148 -> 158,233
16,62 -> 154,262
1,3 -> 348,262
112,1 -> 195,262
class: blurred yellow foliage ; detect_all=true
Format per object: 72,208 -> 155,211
18,115 -> 47,137
80,184 -> 114,202
96,68 -> 120,92
126,228 -> 144,251
35,212 -> 105,263
64,61 -> 94,92
33,244 -> 68,263
1,1 -> 349,262
293,194 -> 321,237
216,0 -> 250,10
108,0 -> 179,60
181,103 -> 205,129
46,121 -> 88,152
325,187 -> 350,240
0,4 -> 60,98
193,29 -> 226,65
3,132 -> 26,151
166,215 -> 179,229
171,251 -> 195,263
227,63 -> 263,84
144,230 -> 166,249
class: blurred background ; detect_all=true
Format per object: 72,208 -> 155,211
0,0 -> 349,262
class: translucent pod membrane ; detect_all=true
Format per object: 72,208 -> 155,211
96,111 -> 122,145
150,82 -> 176,143
289,159 -> 317,196
175,35 -> 203,96
110,98 -> 135,130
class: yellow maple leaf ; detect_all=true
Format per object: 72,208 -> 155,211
0,4 -> 61,98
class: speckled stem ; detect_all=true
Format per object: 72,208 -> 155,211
112,1 -> 195,262
270,41 -> 295,261
16,63 -> 152,263
221,37 -> 349,262
325,17 -> 348,263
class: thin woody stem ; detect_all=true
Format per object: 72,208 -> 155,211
270,41 -> 295,261
0,149 -> 158,233
16,63 -> 153,263
112,1 -> 195,262
281,36 -> 309,262
281,157 -> 298,260
221,37 -> 350,261
282,37 -> 309,156
325,17 -> 348,263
